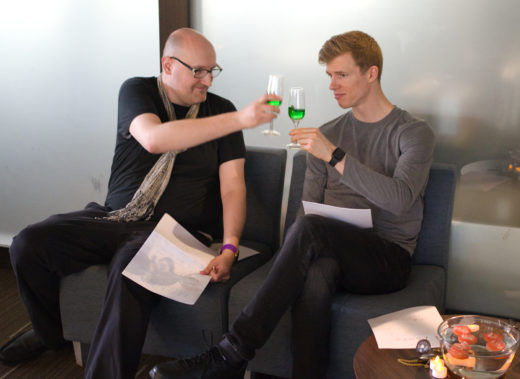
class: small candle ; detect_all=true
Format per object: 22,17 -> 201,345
432,362 -> 447,378
430,355 -> 442,370
430,356 -> 447,378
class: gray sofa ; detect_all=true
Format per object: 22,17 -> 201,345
59,147 -> 456,379
59,146 -> 287,363
229,151 -> 457,378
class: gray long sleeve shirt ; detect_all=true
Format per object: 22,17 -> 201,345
303,106 -> 435,254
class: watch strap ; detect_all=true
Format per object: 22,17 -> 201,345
219,243 -> 239,261
328,147 -> 346,167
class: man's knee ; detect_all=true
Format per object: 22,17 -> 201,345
278,215 -> 334,268
9,224 -> 48,268
289,214 -> 327,236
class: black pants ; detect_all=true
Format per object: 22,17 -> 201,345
9,202 -> 160,379
230,214 -> 411,379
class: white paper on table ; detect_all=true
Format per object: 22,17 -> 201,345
123,213 -> 259,305
368,305 -> 444,349
302,201 -> 372,228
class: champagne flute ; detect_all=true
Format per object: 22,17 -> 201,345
286,87 -> 305,149
262,74 -> 284,136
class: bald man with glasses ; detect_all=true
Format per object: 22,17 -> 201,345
3,28 -> 280,379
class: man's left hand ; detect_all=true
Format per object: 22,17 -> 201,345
200,251 -> 235,282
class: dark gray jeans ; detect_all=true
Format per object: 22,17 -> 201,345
230,214 -> 411,379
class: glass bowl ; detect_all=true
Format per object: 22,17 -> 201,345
437,315 -> 519,378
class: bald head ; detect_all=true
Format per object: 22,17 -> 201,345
162,28 -> 215,58
160,28 -> 218,106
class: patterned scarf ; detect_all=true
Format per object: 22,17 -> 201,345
104,75 -> 200,222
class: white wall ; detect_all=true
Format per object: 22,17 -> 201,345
448,222 -> 520,319
0,0 -> 159,245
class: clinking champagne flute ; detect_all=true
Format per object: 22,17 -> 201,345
286,87 -> 305,149
262,74 -> 284,136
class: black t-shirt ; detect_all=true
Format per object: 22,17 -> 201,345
105,77 -> 246,238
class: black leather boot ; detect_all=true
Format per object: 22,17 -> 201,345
0,329 -> 48,365
149,346 -> 247,379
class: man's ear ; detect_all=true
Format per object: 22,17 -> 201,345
367,65 -> 379,82
162,56 -> 173,75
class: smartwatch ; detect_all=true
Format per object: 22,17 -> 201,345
328,147 -> 346,167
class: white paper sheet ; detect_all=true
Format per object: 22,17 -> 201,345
302,201 -> 373,228
123,213 -> 259,305
367,305 -> 444,349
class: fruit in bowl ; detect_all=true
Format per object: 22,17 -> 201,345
437,315 -> 519,378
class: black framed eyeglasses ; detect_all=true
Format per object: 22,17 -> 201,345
169,56 -> 222,79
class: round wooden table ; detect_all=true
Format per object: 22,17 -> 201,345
354,333 -> 520,379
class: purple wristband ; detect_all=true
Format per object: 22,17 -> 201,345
219,244 -> 239,260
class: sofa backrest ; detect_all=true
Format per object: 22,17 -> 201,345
412,162 -> 456,269
284,150 -> 457,269
242,146 -> 287,253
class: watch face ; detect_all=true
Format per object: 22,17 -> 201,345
329,147 -> 344,167
333,147 -> 345,160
